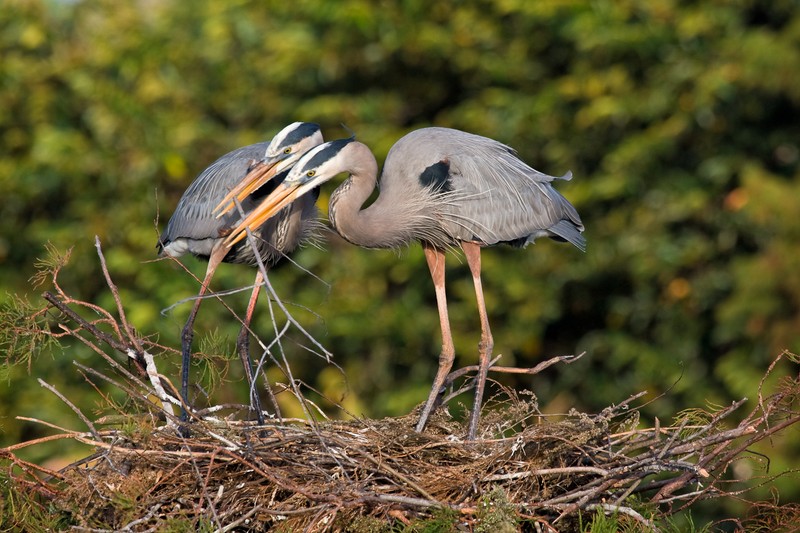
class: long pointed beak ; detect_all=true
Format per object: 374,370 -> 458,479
213,159 -> 282,218
223,182 -> 306,248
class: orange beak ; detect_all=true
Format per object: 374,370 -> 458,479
213,158 -> 282,218
223,182 -> 306,248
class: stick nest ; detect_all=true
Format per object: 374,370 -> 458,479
3,240 -> 800,532
17,367 -> 800,533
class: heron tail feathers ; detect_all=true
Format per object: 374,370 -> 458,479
548,219 -> 586,252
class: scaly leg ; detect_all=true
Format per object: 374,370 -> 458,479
415,243 -> 456,433
180,243 -> 227,427
462,241 -> 494,441
236,270 -> 266,425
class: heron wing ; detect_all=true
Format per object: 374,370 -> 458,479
384,128 -> 584,248
159,142 -> 269,246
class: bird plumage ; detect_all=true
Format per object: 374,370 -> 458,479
224,126 -> 585,439
157,122 -> 324,430
158,143 -> 319,267
260,128 -> 584,253
377,127 -> 585,250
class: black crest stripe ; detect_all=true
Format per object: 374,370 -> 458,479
300,138 -> 355,173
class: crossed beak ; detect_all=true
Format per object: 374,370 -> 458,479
223,181 -> 308,248
213,158 -> 283,218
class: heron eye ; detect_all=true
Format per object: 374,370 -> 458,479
283,147 -> 292,154
306,170 -> 316,177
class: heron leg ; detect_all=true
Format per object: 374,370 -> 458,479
180,243 -> 226,427
236,271 -> 266,426
415,243 -> 456,433
462,241 -> 494,440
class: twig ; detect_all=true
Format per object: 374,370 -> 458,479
118,503 -> 163,532
344,441 -> 439,502
43,292 -> 132,360
358,493 -> 446,509
72,362 -> 174,423
133,347 -> 179,420
0,448 -> 67,481
584,503 -> 659,532
483,466 -> 609,481
213,503 -> 264,533
94,236 -> 143,358
443,352 -> 585,387
38,379 -> 99,439
669,425 -> 756,456
2,429 -> 85,454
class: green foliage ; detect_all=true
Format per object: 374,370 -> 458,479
0,466 -> 75,531
406,507 -> 461,533
340,515 -> 392,533
475,488 -> 517,533
0,293 -> 55,373
579,509 -> 628,533
576,500 -> 715,532
2,0 -> 800,523
661,511 -> 713,533
195,327 -> 238,395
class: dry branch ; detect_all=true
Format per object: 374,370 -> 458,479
9,371 -> 795,533
2,241 -> 800,531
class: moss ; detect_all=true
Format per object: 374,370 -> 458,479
475,488 -> 517,533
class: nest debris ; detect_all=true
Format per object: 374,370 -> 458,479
2,240 -> 800,532
7,360 -> 800,532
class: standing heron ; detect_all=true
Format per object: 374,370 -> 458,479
157,122 -> 323,425
224,127 -> 585,440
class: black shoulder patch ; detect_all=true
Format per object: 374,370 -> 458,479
281,122 -> 320,147
419,159 -> 452,192
300,138 -> 354,173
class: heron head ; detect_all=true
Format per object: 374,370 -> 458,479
262,122 -> 324,173
224,137 -> 358,248
213,122 -> 323,217
282,137 -> 357,186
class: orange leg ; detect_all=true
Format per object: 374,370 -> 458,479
462,241 -> 494,440
236,270 -> 266,425
180,242 -> 227,426
415,243 -> 456,433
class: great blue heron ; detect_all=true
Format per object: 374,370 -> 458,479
224,127 -> 585,440
157,121 -> 323,425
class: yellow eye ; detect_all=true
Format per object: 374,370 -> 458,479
283,147 -> 292,154
306,170 -> 316,177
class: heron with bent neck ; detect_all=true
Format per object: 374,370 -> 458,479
225,127 -> 585,440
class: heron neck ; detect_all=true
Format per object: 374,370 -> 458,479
329,168 -> 416,250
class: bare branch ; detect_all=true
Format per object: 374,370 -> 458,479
37,378 -> 99,439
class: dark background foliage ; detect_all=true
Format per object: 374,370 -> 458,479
2,0 -> 799,522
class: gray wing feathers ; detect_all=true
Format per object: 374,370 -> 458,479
391,128 -> 584,250
160,142 -> 269,244
547,219 -> 587,251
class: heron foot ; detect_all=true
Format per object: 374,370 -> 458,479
466,338 -> 494,441
236,327 -> 266,426
415,347 -> 456,434
180,323 -> 195,427
414,384 -> 446,434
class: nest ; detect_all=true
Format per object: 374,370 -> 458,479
58,398 -> 619,529
7,370 -> 799,532
3,240 -> 800,531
